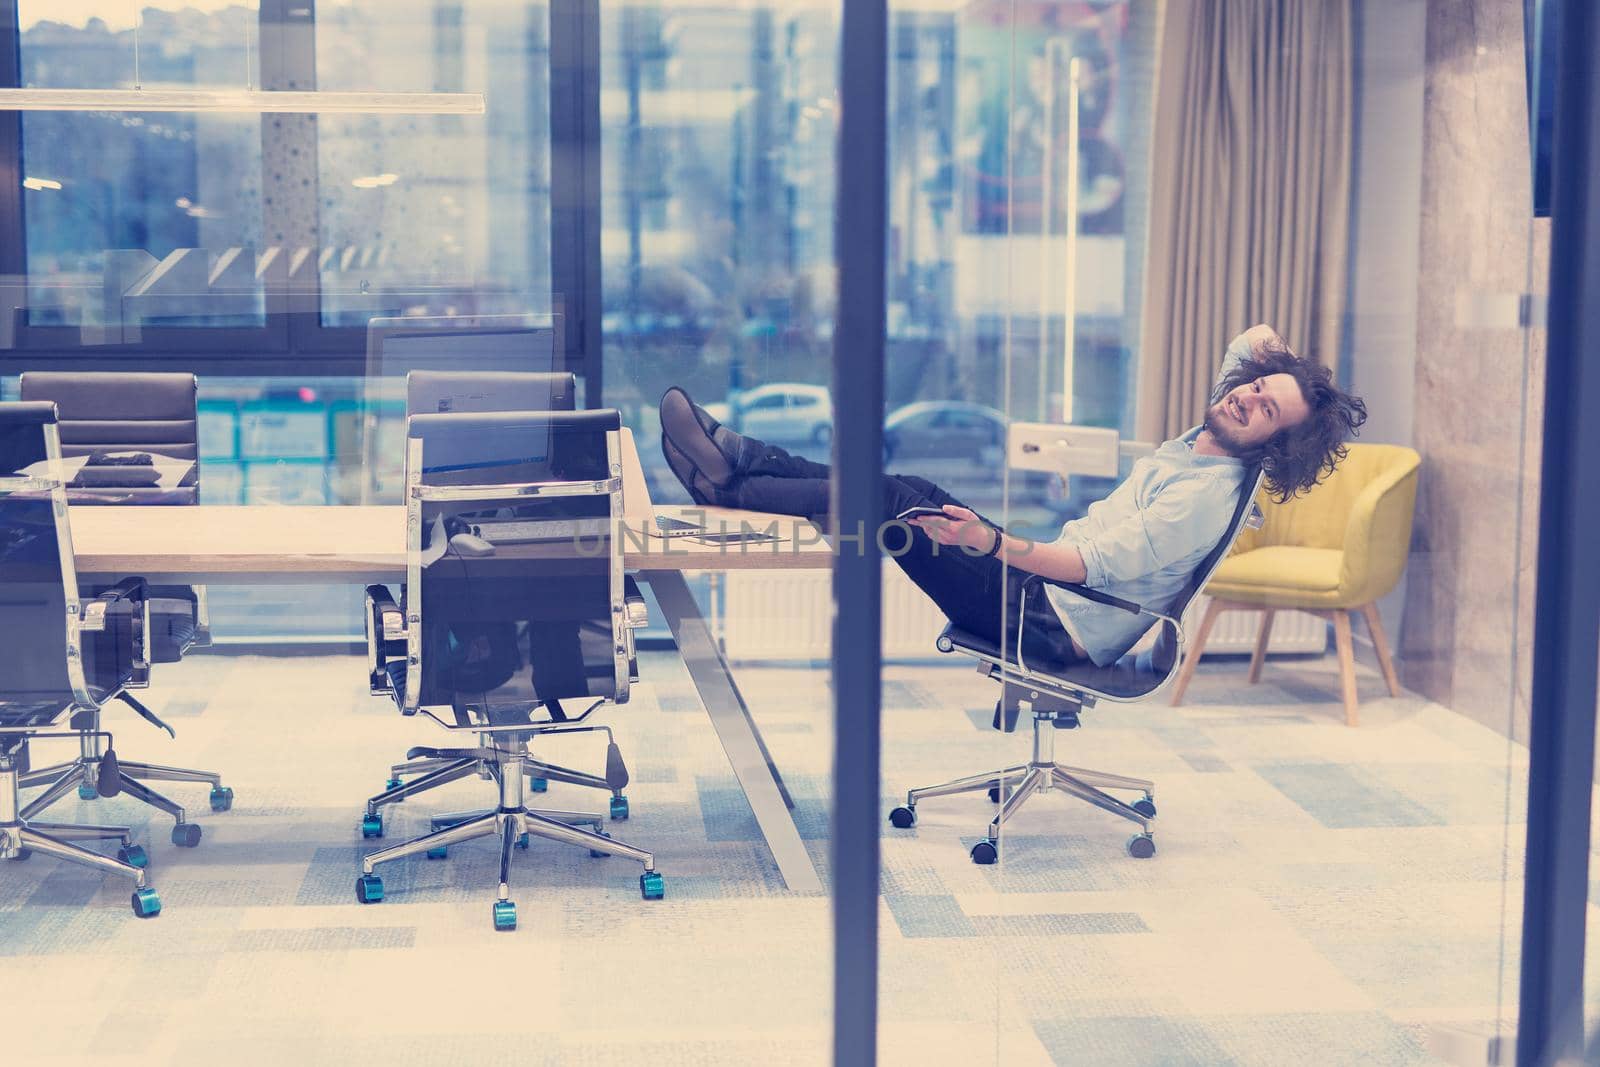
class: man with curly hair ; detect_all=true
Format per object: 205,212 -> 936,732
659,324 -> 1367,668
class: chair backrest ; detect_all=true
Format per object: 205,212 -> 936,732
1094,467 -> 1267,694
402,409 -> 627,719
406,371 -> 576,418
1167,467 -> 1267,625
1231,443 -> 1421,553
0,402 -> 126,723
19,371 -> 199,504
998,466 -> 1266,702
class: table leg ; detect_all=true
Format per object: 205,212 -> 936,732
643,569 -> 824,893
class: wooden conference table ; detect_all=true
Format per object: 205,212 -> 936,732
69,502 -> 831,893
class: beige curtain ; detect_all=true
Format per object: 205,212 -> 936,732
1136,0 -> 1354,443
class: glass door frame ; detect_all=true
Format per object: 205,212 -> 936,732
1516,1 -> 1600,1063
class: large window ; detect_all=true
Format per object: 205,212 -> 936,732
314,0 -> 553,326
17,1 -> 267,329
602,0 -> 1155,529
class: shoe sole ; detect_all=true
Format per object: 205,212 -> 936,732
661,433 -> 715,506
660,388 -> 736,498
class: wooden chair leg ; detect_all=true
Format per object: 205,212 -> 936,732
1247,609 -> 1276,684
1360,602 -> 1402,697
1332,610 -> 1359,727
1171,598 -> 1226,706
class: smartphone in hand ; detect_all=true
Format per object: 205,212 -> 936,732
896,505 -> 951,522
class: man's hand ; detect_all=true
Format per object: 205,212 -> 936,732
908,505 -> 997,554
1243,323 -> 1285,352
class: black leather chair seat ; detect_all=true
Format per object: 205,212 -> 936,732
941,625 -> 1175,701
0,700 -> 76,730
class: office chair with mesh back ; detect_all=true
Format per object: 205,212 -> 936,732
357,409 -> 662,930
888,468 -> 1264,863
369,371 -> 638,823
0,402 -> 164,917
16,372 -> 231,849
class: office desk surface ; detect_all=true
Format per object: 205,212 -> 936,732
69,504 -> 832,582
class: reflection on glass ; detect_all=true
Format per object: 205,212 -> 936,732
603,2 -> 1149,541
315,0 -> 552,325
17,2 -> 266,327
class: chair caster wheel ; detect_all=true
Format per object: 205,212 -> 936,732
639,871 -> 665,900
355,874 -> 384,903
590,831 -> 611,858
609,795 -> 629,821
1126,833 -> 1156,859
117,844 -> 148,869
10,848 -> 31,861
360,813 -> 383,839
208,786 -> 234,812
384,778 -> 403,798
426,845 -> 449,860
970,840 -> 998,865
529,776 -> 549,793
1132,798 -> 1157,819
131,886 -> 162,918
888,806 -> 916,829
78,783 -> 98,801
493,900 -> 517,931
171,823 -> 202,848
986,786 -> 1007,804
516,833 -> 530,850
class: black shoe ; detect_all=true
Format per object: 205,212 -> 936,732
660,388 -> 751,505
661,432 -> 719,506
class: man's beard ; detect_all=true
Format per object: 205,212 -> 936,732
1203,405 -> 1246,456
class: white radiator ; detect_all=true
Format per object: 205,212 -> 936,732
718,572 -> 1326,661
1184,594 -> 1327,657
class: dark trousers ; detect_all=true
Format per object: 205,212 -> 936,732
730,440 -> 1082,665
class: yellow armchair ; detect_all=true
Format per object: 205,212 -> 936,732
1170,443 -> 1421,725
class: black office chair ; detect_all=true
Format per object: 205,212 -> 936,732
0,401 -> 163,917
17,372 -> 231,848
373,370 -> 637,820
358,409 -> 663,930
889,468 -> 1265,862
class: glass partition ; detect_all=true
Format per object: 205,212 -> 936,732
15,0 -> 267,330
978,1 -> 1536,1062
0,0 -> 1574,1061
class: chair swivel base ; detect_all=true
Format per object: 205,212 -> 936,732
2,765 -> 161,917
356,804 -> 665,929
19,758 -> 226,845
888,711 -> 1158,862
374,752 -> 628,819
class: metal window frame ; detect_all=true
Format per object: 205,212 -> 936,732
0,0 -> 591,384
832,2 -> 887,1064
1516,0 -> 1600,1063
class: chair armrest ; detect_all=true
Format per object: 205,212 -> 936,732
86,576 -> 148,612
1338,456 -> 1421,604
623,575 -> 649,629
365,584 -> 406,693
1019,573 -> 1145,617
80,577 -> 148,645
78,577 -> 150,699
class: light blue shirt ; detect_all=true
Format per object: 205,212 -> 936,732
1044,334 -> 1252,666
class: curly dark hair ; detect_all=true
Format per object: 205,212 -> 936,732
1211,338 -> 1368,502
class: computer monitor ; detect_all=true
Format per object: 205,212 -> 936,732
365,313 -> 560,377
